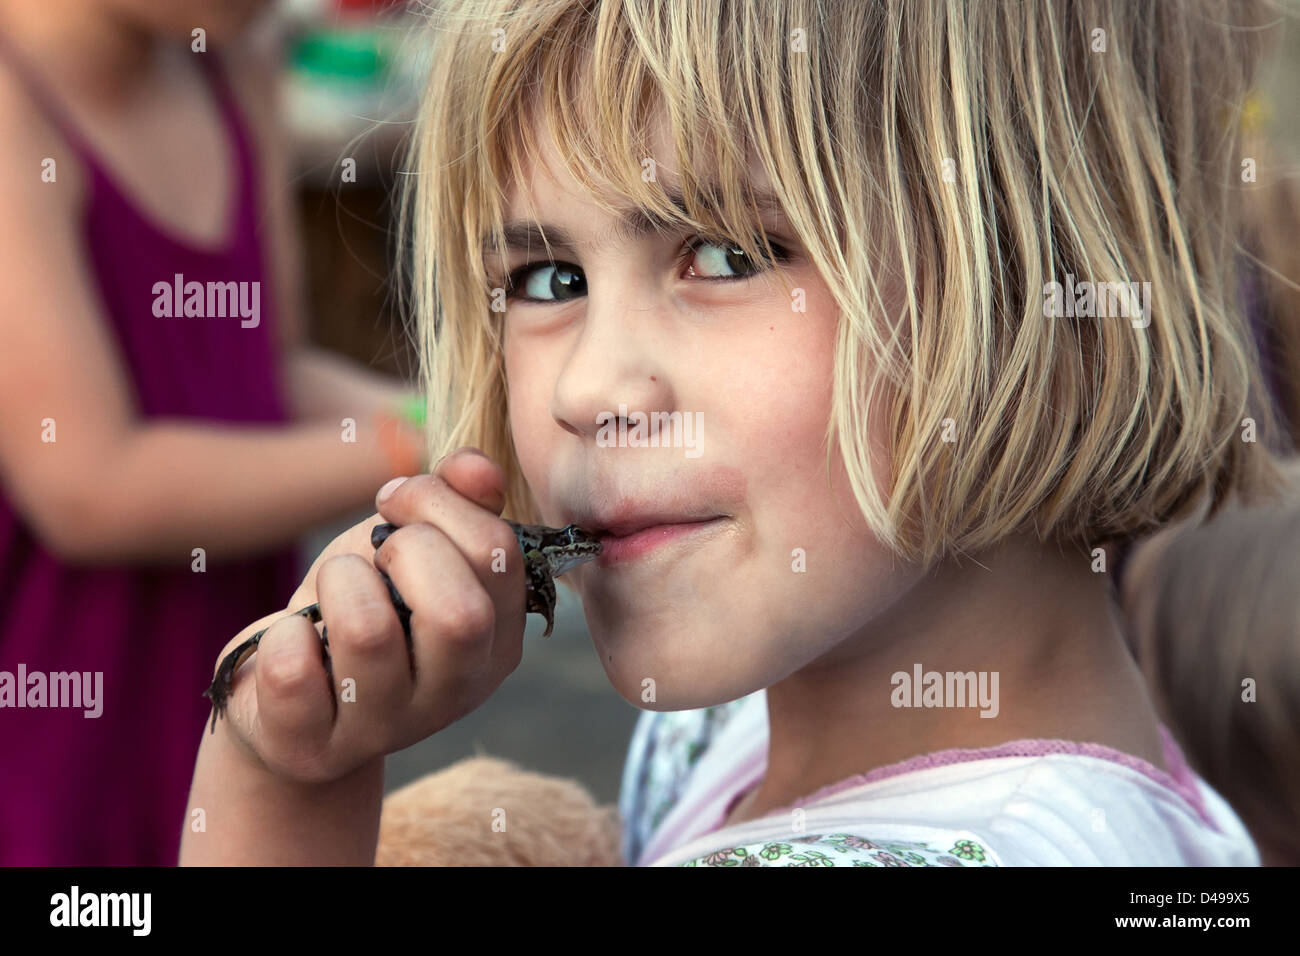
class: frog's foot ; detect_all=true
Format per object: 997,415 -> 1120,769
203,602 -> 323,734
526,575 -> 558,638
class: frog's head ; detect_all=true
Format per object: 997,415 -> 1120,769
505,520 -> 603,578
540,524 -> 603,577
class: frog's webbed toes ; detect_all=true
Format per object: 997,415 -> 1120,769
203,632 -> 262,733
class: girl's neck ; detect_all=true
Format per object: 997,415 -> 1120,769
736,533 -> 1166,825
0,0 -> 157,105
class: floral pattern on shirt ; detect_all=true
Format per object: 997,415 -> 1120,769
676,834 -> 997,867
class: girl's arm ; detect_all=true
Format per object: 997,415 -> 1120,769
63,419 -> 414,563
286,344 -> 417,425
0,70 -> 421,567
181,611 -> 385,866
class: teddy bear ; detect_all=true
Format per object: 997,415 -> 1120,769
375,755 -> 626,866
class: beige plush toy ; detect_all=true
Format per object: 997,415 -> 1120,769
375,755 -> 626,866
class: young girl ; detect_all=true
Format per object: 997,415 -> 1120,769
0,0 -> 424,865
181,0 -> 1289,866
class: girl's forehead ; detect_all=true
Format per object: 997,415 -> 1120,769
501,123 -> 592,215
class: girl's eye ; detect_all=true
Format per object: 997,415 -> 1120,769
682,237 -> 785,280
508,263 -> 587,303
500,235 -> 788,303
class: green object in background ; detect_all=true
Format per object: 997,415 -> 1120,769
290,29 -> 388,84
397,395 -> 427,428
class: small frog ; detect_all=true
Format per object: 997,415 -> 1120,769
201,520 -> 601,734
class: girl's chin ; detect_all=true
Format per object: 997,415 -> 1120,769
597,654 -> 764,712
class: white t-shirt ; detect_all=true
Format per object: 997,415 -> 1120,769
619,690 -> 1259,867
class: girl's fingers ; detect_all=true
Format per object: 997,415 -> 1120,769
375,470 -> 526,617
375,479 -> 528,676
209,449 -> 523,779
288,514 -> 391,612
313,553 -> 414,755
375,452 -> 531,685
252,614 -> 336,779
373,522 -> 506,728
381,447 -> 506,516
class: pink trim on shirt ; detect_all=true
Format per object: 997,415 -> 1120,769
717,723 -> 1215,832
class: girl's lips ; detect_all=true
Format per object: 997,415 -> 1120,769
596,517 -> 726,567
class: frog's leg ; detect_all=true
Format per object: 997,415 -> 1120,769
202,521 -> 579,731
202,602 -> 323,733
203,568 -> 419,734
525,570 -> 558,637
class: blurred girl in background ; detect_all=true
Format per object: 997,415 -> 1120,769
0,0 -> 420,864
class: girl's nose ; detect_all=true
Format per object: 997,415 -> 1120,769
548,293 -> 677,443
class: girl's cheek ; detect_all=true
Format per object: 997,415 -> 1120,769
504,340 -> 564,510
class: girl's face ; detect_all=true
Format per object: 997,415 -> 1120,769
499,119 -> 922,709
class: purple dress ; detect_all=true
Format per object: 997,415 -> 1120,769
0,46 -> 301,865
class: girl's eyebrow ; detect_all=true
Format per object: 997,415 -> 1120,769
482,184 -> 786,257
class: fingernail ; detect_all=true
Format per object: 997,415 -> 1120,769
377,476 -> 408,504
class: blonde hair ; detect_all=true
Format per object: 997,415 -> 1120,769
399,0 -> 1289,566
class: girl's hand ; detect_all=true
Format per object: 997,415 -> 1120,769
211,448 -> 529,784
